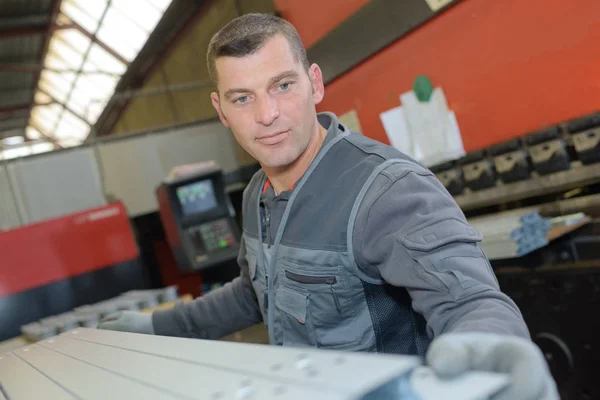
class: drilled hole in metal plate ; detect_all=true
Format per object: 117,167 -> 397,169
542,145 -> 550,151
271,363 -> 283,371
240,379 -> 252,387
273,386 -> 286,396
588,132 -> 597,138
335,356 -> 346,364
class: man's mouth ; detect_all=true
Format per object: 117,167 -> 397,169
257,130 -> 289,145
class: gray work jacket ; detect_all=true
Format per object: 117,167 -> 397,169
153,112 -> 530,355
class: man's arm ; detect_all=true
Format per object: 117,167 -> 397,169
353,162 -> 529,339
152,235 -> 263,339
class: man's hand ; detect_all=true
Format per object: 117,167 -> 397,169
97,311 -> 154,335
426,332 -> 560,400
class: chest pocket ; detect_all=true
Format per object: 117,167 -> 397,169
276,258 -> 361,349
245,245 -> 267,319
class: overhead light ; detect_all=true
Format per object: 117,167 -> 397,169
1,136 -> 25,146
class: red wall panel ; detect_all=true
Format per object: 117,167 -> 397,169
276,0 -> 600,152
0,203 -> 139,297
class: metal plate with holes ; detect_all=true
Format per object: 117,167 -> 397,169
0,328 -> 508,400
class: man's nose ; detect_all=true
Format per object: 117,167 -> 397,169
254,94 -> 279,126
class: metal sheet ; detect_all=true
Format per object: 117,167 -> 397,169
7,147 -> 107,224
12,345 -> 179,400
0,328 -> 510,400
42,335 -> 337,400
307,0 -> 461,84
0,352 -> 75,399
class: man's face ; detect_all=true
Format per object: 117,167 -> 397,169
211,35 -> 325,169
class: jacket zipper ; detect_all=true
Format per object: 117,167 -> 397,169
285,270 -> 342,313
260,202 -> 272,310
265,205 -> 272,247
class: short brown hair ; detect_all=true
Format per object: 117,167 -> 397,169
207,13 -> 309,85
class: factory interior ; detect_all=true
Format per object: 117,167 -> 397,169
0,0 -> 599,399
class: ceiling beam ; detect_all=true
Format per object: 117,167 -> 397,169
24,0 -> 63,138
0,63 -> 121,77
0,89 -> 35,107
0,110 -> 29,122
91,0 -> 210,138
0,102 -> 56,117
0,14 -> 50,38
0,117 -> 27,132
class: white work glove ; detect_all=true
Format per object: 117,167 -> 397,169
97,311 -> 155,335
426,332 -> 560,400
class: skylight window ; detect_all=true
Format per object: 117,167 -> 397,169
24,0 -> 173,149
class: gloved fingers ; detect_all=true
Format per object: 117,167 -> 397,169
97,320 -> 123,331
493,376 -> 559,400
427,333 -> 559,400
99,311 -> 123,323
426,334 -> 472,378
488,336 -> 557,400
539,379 -> 561,400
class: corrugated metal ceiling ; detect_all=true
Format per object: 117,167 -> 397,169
0,0 -> 174,160
0,0 -> 54,146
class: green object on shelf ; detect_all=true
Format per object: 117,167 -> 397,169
413,75 -> 434,102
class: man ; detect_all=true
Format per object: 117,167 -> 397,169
99,13 -> 558,399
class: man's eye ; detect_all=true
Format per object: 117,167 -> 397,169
235,96 -> 248,104
279,82 -> 291,91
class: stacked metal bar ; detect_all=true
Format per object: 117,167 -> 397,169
470,210 -> 587,260
0,328 -> 509,400
20,286 -> 178,342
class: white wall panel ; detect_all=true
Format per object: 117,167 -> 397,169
158,120 -> 255,174
0,164 -> 21,230
7,148 -> 107,225
97,134 -> 166,217
0,121 -> 257,225
98,121 -> 256,217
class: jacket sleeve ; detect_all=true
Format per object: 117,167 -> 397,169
152,235 -> 263,339
352,162 -> 530,339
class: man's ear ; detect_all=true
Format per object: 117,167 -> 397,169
308,64 -> 325,104
211,92 -> 230,128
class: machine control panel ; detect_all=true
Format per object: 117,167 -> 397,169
186,218 -> 238,256
156,166 -> 242,272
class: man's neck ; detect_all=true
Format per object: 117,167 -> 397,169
263,121 -> 328,195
